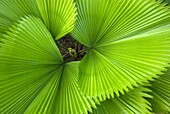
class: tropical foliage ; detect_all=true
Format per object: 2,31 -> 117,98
163,0 -> 170,5
0,0 -> 170,113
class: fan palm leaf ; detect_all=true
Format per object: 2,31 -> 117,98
148,68 -> 170,113
0,0 -> 40,34
72,0 -> 170,100
0,0 -> 76,39
0,16 -> 95,114
92,86 -> 152,114
0,0 -> 170,113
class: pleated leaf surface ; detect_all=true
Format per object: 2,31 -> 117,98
72,0 -> 170,100
0,16 -> 94,114
53,62 -> 96,114
0,0 -> 40,34
36,0 -> 77,40
0,0 -> 76,39
148,68 -> 170,113
0,15 -> 62,113
92,86 -> 152,114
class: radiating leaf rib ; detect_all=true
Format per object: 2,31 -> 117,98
0,16 -> 63,113
0,16 -> 94,114
92,86 -> 152,114
23,66 -> 63,114
0,16 -> 63,66
36,0 -> 77,40
0,0 -> 40,35
22,62 -> 96,114
74,0 -> 170,101
72,0 -> 170,47
53,62 -> 96,114
0,0 -> 77,40
78,24 -> 170,100
0,66 -> 63,114
148,68 -> 170,113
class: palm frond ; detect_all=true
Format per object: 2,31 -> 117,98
0,0 -> 40,34
148,68 -> 170,113
0,15 -> 62,113
1,0 -> 170,113
161,0 -> 170,5
24,62 -> 96,114
0,15 -> 63,113
54,62 -> 96,114
74,0 -> 170,100
36,0 -> 77,40
72,0 -> 170,46
0,0 -> 76,40
92,86 -> 152,114
0,16 -> 94,114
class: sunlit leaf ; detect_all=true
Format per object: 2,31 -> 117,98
72,0 -> 170,46
92,86 -> 152,114
36,0 -> 77,40
0,16 -> 94,114
0,0 -> 40,34
1,0 -> 170,113
148,68 -> 170,113
0,0 -> 76,39
0,15 -> 62,113
73,0 -> 170,100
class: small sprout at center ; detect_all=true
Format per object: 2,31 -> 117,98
56,35 -> 87,63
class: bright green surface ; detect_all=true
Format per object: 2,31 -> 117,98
149,68 -> 170,113
92,86 -> 152,114
0,0 -> 76,40
0,0 -> 170,113
73,0 -> 170,100
0,16 -> 95,113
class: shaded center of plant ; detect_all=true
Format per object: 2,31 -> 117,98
56,34 -> 86,62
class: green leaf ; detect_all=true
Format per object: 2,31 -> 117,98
148,68 -> 170,113
0,16 -> 95,114
0,0 -> 77,40
24,62 -> 96,114
36,0 -> 77,40
54,62 -> 96,114
0,16 -> 63,66
0,0 -> 40,34
72,0 -> 170,47
75,0 -> 170,99
92,86 -> 152,114
162,0 -> 170,5
0,15 -> 62,113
